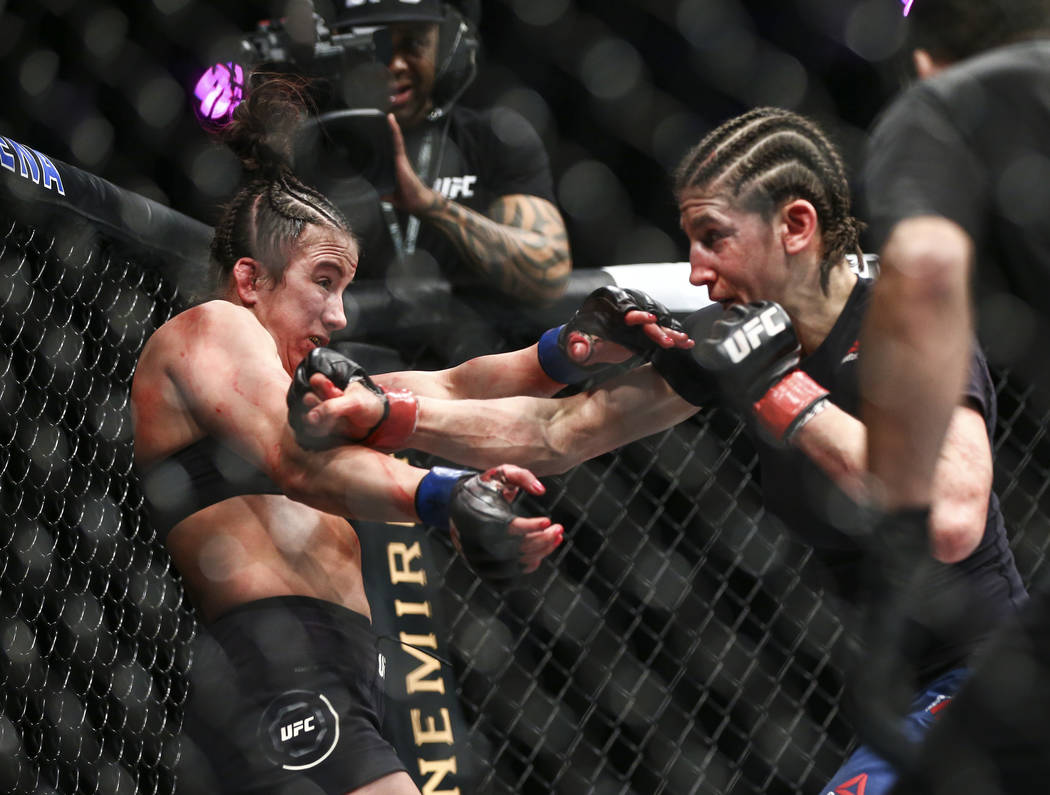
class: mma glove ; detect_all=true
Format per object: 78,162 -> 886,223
537,286 -> 686,384
286,347 -> 418,452
694,301 -> 829,443
415,466 -> 525,587
648,304 -> 724,406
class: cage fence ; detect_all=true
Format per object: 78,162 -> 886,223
1,170 -> 1049,795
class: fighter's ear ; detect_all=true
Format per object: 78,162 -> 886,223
231,257 -> 263,306
912,48 -> 947,79
779,198 -> 820,256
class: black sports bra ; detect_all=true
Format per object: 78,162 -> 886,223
139,437 -> 282,541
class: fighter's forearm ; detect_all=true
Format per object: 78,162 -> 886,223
419,193 -> 571,303
407,365 -> 700,475
789,403 -> 869,502
376,344 -> 565,401
280,440 -> 427,523
410,394 -> 575,475
860,216 -> 973,509
792,401 -> 991,563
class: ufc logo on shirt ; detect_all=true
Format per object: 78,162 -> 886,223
722,306 -> 787,363
434,175 -> 478,200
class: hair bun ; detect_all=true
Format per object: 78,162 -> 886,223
219,73 -> 314,177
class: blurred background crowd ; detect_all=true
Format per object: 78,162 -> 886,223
0,0 -> 909,269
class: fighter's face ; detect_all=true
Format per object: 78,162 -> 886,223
253,224 -> 357,375
679,188 -> 790,308
386,22 -> 440,128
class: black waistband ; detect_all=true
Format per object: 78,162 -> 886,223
208,595 -> 450,667
211,594 -> 373,634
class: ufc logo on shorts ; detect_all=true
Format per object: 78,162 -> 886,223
279,717 -> 316,742
434,175 -> 477,200
723,306 -> 787,363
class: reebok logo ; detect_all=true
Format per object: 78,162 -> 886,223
434,175 -> 477,200
723,305 -> 787,363
279,717 -> 316,742
841,339 -> 860,365
828,772 -> 868,795
927,693 -> 952,716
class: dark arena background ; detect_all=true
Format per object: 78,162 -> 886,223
2,1 -> 1049,794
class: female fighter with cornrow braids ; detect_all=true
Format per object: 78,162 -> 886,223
293,107 -> 1025,795
130,75 -> 571,795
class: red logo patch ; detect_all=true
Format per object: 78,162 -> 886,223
835,772 -> 868,795
929,696 -> 952,716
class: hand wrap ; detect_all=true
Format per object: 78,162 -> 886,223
693,301 -> 829,441
415,466 -> 523,587
537,286 -> 686,383
286,347 -> 418,451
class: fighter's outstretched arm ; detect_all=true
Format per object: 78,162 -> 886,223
373,287 -> 693,401
415,364 -> 703,474
304,362 -> 700,476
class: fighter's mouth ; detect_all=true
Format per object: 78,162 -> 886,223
309,336 -> 322,346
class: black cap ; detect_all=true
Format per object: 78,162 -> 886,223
333,0 -> 445,27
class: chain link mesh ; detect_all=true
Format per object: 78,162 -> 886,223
1,207 -> 1049,795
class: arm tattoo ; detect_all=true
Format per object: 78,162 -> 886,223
419,193 -> 572,304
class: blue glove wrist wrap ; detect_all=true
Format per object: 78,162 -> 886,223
537,325 -> 592,384
415,466 -> 473,529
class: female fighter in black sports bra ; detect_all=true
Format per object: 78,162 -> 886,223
130,76 -> 565,795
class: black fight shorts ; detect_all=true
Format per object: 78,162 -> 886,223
179,595 -> 407,794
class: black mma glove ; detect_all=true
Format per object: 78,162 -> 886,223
537,286 -> 686,383
286,347 -> 418,451
649,304 -> 723,406
693,301 -> 829,441
415,466 -> 525,587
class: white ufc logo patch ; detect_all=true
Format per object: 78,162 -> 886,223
280,717 -> 316,742
434,175 -> 478,200
722,306 -> 786,363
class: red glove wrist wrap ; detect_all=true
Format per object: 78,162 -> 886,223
363,389 -> 419,452
752,371 -> 829,441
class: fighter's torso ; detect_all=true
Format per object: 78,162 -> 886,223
131,304 -> 370,624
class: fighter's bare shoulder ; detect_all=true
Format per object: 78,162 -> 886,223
152,300 -> 269,350
136,301 -> 276,393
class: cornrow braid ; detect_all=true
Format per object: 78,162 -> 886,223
206,74 -> 353,295
674,107 -> 863,293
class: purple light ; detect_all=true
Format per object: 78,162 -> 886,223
193,63 -> 245,125
901,0 -> 914,16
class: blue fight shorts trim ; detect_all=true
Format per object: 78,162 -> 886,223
822,667 -> 969,795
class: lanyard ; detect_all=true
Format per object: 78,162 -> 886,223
381,127 -> 436,263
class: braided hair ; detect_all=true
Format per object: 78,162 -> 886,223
673,107 -> 863,293
207,74 -> 353,295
